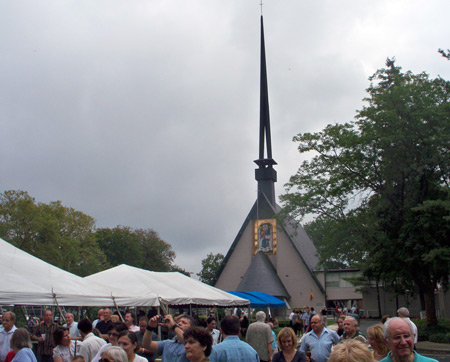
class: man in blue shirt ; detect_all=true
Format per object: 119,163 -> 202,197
142,314 -> 194,362
300,314 -> 339,362
209,315 -> 259,362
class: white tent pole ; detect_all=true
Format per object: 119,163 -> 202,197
112,296 -> 125,322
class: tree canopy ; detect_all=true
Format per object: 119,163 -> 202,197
281,60 -> 450,325
0,190 -> 186,277
197,252 -> 224,285
0,190 -> 107,276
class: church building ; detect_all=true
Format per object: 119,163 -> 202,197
214,16 -> 326,313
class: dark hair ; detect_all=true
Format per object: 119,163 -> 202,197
78,319 -> 93,334
118,330 -> 139,352
125,312 -> 135,323
184,327 -> 213,357
220,316 -> 240,336
53,327 -> 69,345
109,322 -> 128,333
206,317 -> 216,325
138,317 -> 148,323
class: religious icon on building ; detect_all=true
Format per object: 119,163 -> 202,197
254,219 -> 277,254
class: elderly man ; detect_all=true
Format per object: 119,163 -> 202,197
93,309 -> 104,329
340,316 -> 367,343
96,308 -> 113,340
0,312 -> 17,362
397,307 -> 418,345
381,317 -> 437,362
209,315 -> 259,362
246,311 -> 273,362
142,313 -> 196,362
63,313 -> 81,340
78,318 -> 106,362
32,310 -> 58,362
300,314 -> 339,362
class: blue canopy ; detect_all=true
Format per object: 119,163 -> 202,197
226,291 -> 286,308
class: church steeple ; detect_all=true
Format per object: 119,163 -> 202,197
254,15 -> 277,214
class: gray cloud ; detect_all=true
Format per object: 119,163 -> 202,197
1,0 -> 450,275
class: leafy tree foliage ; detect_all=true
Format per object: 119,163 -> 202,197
197,252 -> 224,285
0,190 -> 183,276
281,60 -> 450,325
439,48 -> 450,60
0,190 -> 107,276
95,226 -> 178,272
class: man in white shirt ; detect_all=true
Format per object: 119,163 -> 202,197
78,319 -> 106,362
206,317 -> 221,345
0,312 -> 17,362
63,313 -> 82,340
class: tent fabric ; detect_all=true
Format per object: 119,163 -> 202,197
226,291 -> 286,308
85,264 -> 250,307
0,238 -> 159,307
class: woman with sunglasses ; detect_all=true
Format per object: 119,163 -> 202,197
92,322 -> 128,362
118,331 -> 147,362
100,346 -> 127,362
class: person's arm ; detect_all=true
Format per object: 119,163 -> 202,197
267,342 -> 273,361
332,331 -> 340,345
299,336 -> 307,353
165,315 -> 185,344
267,328 -> 274,361
141,316 -> 161,354
31,327 -> 44,343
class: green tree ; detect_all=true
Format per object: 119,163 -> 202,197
0,190 -> 107,276
95,227 -> 178,272
439,48 -> 450,60
170,265 -> 191,277
95,226 -> 143,268
136,228 -> 177,272
197,252 -> 224,285
281,60 -> 450,325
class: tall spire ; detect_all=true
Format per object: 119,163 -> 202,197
254,15 -> 277,213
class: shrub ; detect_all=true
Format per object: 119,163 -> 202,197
415,318 -> 450,342
429,333 -> 449,344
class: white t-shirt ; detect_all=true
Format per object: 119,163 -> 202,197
132,354 -> 148,362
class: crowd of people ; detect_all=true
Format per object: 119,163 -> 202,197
0,306 -> 438,362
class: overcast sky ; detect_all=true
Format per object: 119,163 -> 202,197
1,0 -> 449,276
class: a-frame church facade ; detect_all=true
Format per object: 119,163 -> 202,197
214,16 -> 326,312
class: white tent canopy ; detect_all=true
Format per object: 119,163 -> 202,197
0,238 -> 158,307
86,264 -> 249,307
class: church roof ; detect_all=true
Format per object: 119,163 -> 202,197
236,251 -> 290,298
214,198 -> 325,294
